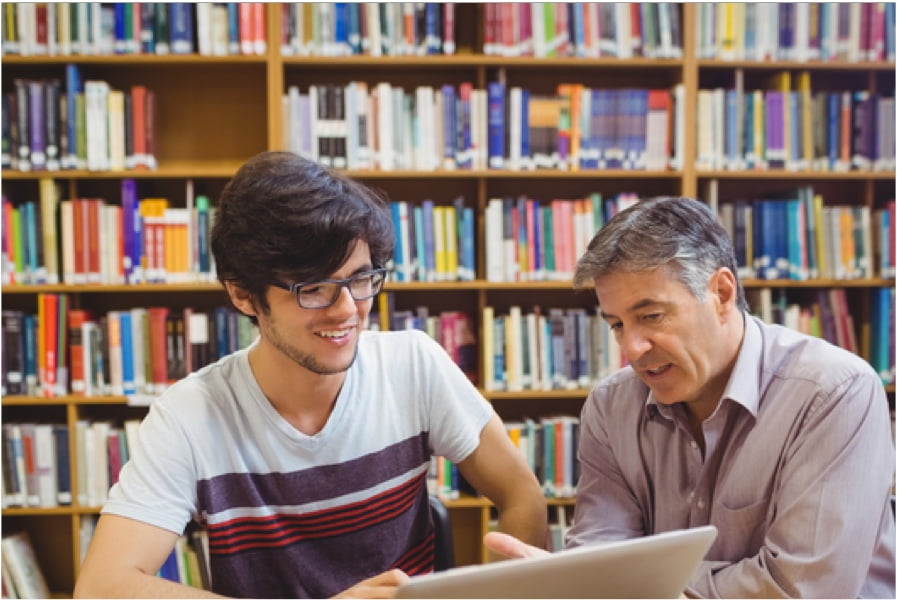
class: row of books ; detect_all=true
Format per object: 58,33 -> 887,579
482,306 -> 622,394
280,2 -> 455,57
717,193 -> 895,282
695,80 -> 895,173
1,2 -> 267,57
3,65 -> 158,173
283,81 -> 680,173
1,300 -> 257,400
483,192 -> 636,283
482,2 -> 682,59
1,422 -> 71,509
368,298 -> 477,386
430,415 -> 581,500
748,286 -> 895,385
1,531 -> 51,599
696,3 -> 896,63
387,199 -> 475,283
2,181 -> 214,287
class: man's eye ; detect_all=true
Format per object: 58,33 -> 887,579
301,285 -> 322,295
609,322 -> 622,331
643,313 -> 662,322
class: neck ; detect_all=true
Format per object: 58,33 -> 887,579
247,342 -> 346,435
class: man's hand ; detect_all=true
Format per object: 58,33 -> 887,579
333,569 -> 410,599
483,532 -> 551,560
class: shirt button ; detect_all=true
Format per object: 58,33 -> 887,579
688,492 -> 695,501
697,499 -> 706,509
690,441 -> 698,449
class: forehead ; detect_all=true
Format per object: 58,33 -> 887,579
593,268 -> 692,314
328,240 -> 372,277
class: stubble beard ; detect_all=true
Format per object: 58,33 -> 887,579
270,331 -> 360,375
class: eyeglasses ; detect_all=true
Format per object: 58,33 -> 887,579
270,268 -> 387,309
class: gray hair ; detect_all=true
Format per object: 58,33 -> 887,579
573,197 -> 748,312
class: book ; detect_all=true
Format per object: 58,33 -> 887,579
1,531 -> 50,599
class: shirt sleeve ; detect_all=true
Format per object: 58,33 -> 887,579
413,331 -> 494,464
102,395 -> 199,534
686,368 -> 895,598
565,383 -> 648,546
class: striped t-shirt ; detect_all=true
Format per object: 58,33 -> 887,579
104,329 -> 493,598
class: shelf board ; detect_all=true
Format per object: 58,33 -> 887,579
697,58 -> 897,71
696,170 -> 895,180
741,278 -> 894,288
281,54 -> 684,69
1,54 -> 268,65
485,389 -> 590,401
2,160 -> 247,180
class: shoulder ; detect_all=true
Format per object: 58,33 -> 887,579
584,366 -> 649,421
757,319 -> 878,392
150,348 -> 251,420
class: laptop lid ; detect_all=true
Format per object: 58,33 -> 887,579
395,525 -> 717,599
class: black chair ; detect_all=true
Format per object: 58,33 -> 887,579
429,495 -> 455,571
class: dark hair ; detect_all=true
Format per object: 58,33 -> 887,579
211,152 -> 395,318
572,197 -> 748,312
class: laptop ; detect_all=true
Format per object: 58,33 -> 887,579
394,525 -> 717,599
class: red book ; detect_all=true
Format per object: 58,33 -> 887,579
107,429 -> 122,485
68,309 -> 93,396
86,199 -> 102,284
72,198 -> 87,284
252,2 -> 266,55
442,4 -> 455,55
3,199 -> 16,284
130,85 -> 147,170
629,3 -> 642,56
40,293 -> 58,397
239,2 -> 254,55
147,307 -> 169,394
144,89 -> 157,169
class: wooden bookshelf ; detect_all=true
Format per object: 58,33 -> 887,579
2,3 -> 894,595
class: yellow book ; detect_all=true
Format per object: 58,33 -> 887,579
481,306 -> 495,391
38,179 -> 59,284
433,205 -> 447,280
797,71 -> 813,170
443,205 -> 457,280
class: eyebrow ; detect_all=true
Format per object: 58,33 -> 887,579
599,298 -> 662,321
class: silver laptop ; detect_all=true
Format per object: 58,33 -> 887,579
395,525 -> 717,599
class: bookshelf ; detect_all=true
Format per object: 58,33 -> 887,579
2,3 -> 894,595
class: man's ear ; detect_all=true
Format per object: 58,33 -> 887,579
224,281 -> 258,317
711,267 -> 738,317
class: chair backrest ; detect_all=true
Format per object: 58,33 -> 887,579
428,495 -> 455,571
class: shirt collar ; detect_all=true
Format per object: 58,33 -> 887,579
645,311 -> 761,419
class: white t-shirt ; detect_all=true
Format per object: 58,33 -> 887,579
103,329 -> 493,598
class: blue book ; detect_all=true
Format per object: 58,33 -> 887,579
826,92 -> 839,171
413,206 -> 426,281
196,195 -> 211,277
113,3 -> 127,53
425,3 -> 440,54
140,3 -> 155,53
440,85 -> 457,169
157,548 -> 180,582
458,202 -> 475,281
520,88 -> 531,169
226,3 -> 240,54
347,3 -> 362,54
334,3 -> 349,55
22,314 -> 37,395
214,307 -> 229,360
390,202 -> 404,281
53,424 -> 72,505
785,198 -> 802,280
487,81 -> 505,169
725,89 -> 738,169
421,200 -> 436,280
64,64 -> 82,169
886,3 -> 896,61
168,3 -> 194,54
23,202 -> 38,282
493,316 -> 506,388
743,92 -> 755,169
119,311 -> 135,396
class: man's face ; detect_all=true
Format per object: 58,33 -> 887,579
595,267 -> 729,415
256,241 -> 375,376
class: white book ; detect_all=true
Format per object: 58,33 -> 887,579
195,3 -> 213,56
84,80 -> 110,171
74,420 -> 89,506
88,421 -> 110,507
33,424 -> 57,508
376,82 -> 394,170
1,532 -> 51,599
481,306 -> 495,391
130,308 -> 148,395
485,199 -> 505,282
211,4 -> 229,56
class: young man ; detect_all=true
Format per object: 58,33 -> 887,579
75,152 -> 547,599
485,197 -> 895,598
